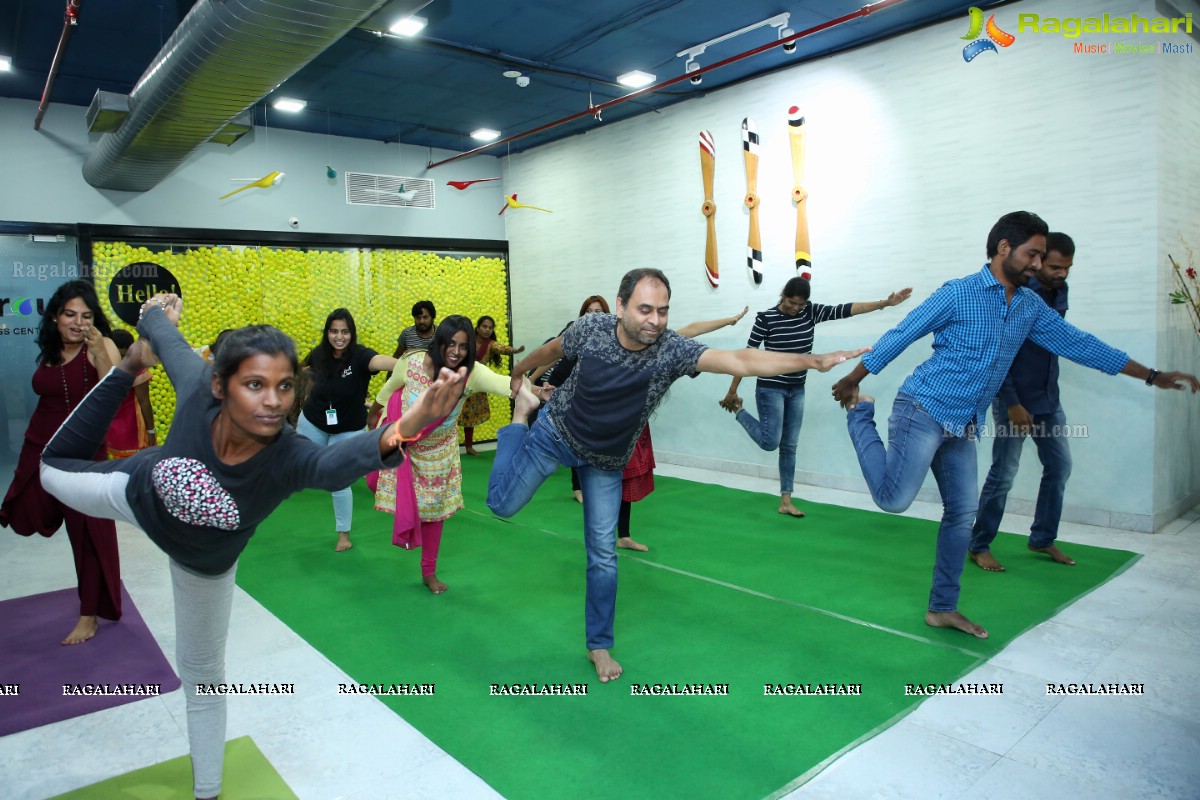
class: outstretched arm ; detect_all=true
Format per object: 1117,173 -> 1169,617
368,354 -> 398,373
1118,359 -> 1200,392
380,367 -> 468,453
135,295 -> 208,401
677,306 -> 748,338
849,288 -> 912,316
697,346 -> 868,378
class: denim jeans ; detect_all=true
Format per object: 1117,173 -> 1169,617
971,399 -> 1072,551
295,414 -> 364,532
735,384 -> 805,494
487,415 -> 624,650
846,394 -> 977,612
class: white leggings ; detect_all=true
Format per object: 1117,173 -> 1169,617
41,463 -> 237,797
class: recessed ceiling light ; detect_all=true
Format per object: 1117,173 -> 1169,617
471,128 -> 500,142
616,70 -> 656,88
0,56 -> 11,72
389,15 -> 426,36
502,70 -> 523,79
272,97 -> 306,112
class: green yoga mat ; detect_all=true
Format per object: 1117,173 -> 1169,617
237,453 -> 1137,799
50,736 -> 295,799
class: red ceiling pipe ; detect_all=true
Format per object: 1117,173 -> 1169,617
427,0 -> 905,169
34,0 -> 83,130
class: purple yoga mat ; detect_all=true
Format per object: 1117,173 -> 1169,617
0,582 -> 181,737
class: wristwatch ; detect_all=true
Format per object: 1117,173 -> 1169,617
1145,369 -> 1160,386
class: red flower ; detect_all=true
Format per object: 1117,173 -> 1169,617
1189,267 -> 1198,279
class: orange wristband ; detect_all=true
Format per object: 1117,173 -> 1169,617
385,419 -> 422,448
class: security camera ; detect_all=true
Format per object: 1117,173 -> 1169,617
516,75 -> 530,88
781,28 -> 796,53
288,217 -> 300,229
686,61 -> 701,86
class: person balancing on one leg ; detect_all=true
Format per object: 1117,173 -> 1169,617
831,212 -> 1199,639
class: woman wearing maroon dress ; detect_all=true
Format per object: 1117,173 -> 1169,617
0,280 -> 121,644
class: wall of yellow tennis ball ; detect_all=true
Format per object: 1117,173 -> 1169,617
91,241 -> 513,443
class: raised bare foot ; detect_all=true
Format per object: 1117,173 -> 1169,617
423,574 -> 448,594
62,615 -> 98,645
335,531 -> 353,552
572,489 -> 583,504
969,551 -> 1005,572
1029,544 -> 1075,565
465,446 -> 479,456
779,493 -> 805,518
617,536 -> 648,552
925,610 -> 988,639
512,383 -> 541,425
588,649 -> 623,682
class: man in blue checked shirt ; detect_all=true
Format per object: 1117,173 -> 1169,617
830,211 -> 1199,639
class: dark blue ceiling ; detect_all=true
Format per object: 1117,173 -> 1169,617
0,0 -> 994,157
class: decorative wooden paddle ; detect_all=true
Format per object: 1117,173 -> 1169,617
742,118 -> 762,285
219,170 -> 284,200
699,130 -> 718,288
788,107 -> 811,280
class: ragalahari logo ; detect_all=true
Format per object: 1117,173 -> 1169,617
961,6 -> 1015,61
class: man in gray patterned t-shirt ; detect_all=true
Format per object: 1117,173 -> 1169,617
489,268 -> 867,684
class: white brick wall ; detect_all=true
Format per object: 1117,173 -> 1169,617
504,0 -> 1195,529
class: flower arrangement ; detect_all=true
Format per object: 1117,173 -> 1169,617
1168,237 -> 1200,344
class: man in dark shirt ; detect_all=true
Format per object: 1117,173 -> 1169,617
391,300 -> 436,357
489,268 -> 867,683
970,232 -> 1078,571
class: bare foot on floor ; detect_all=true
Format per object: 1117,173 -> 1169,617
465,446 -> 479,456
335,532 -> 353,552
969,551 -> 1005,572
617,536 -> 648,552
779,494 -> 806,518
925,610 -> 988,639
1029,544 -> 1075,565
62,615 -> 98,645
423,574 -> 448,594
572,489 -> 583,504
588,649 -> 623,682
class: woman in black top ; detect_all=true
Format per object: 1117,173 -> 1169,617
39,293 -> 465,800
296,308 -> 397,552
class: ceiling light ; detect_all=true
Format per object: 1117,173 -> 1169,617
471,128 -> 500,142
389,15 -> 426,36
0,56 -> 11,72
272,97 -> 306,113
616,70 -> 656,88
502,70 -> 523,79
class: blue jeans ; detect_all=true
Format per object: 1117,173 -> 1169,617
487,415 -> 624,650
295,414 -> 364,532
971,400 -> 1072,551
846,395 -> 977,612
735,384 -> 805,494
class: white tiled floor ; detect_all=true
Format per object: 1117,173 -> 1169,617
2,460 -> 1198,799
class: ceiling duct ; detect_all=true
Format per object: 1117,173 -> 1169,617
82,0 -> 415,192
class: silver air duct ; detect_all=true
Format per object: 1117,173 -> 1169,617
82,0 -> 406,191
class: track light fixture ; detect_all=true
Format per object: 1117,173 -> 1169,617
676,12 -> 793,83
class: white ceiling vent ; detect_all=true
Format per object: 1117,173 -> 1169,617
346,173 -> 435,209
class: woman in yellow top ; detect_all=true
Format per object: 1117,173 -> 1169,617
374,315 -> 538,593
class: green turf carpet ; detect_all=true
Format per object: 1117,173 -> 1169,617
50,736 -> 295,799
236,453 -> 1137,800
